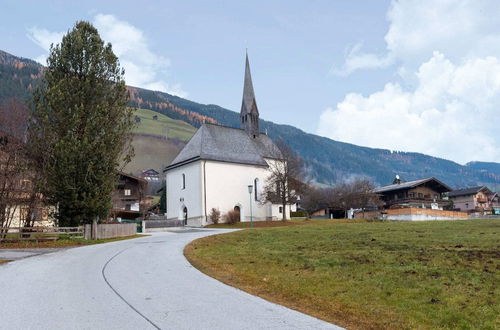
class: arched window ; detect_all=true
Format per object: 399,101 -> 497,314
182,173 -> 186,189
254,178 -> 259,201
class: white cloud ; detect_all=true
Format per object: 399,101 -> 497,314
319,52 -> 500,164
324,0 -> 500,163
26,27 -> 64,64
334,0 -> 500,75
27,15 -> 187,97
331,43 -> 393,76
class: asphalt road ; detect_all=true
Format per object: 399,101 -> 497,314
0,228 -> 340,330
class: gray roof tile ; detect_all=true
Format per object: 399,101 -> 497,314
166,124 -> 281,169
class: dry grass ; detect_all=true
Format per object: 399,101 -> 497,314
186,220 -> 500,329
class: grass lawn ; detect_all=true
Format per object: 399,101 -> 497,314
0,234 -> 147,249
186,219 -> 500,329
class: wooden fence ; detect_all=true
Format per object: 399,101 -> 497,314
84,223 -> 136,240
0,226 -> 83,242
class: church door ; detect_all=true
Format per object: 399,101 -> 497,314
234,205 -> 241,222
183,207 -> 188,225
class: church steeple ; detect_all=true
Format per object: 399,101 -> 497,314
240,52 -> 259,138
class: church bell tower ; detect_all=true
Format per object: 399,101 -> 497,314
240,53 -> 260,138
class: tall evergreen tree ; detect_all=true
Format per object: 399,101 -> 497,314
29,21 -> 133,226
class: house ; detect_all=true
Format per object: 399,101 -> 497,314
111,172 -> 148,220
448,186 -> 500,214
1,132 -> 53,229
140,169 -> 162,195
374,176 -> 452,210
164,54 -> 293,226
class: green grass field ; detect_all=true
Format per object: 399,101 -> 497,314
132,108 -> 196,141
186,219 -> 500,329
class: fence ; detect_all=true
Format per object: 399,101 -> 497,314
0,226 -> 83,242
84,223 -> 137,240
143,219 -> 184,232
386,208 -> 468,218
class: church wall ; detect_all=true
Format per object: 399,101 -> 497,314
204,160 -> 275,223
165,160 -> 204,226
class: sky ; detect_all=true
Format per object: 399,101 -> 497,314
1,0 -> 499,165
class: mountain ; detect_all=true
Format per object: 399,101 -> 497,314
1,49 -> 500,189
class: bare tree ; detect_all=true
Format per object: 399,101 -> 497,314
329,178 -> 382,218
0,99 -> 33,236
301,186 -> 331,215
262,140 -> 306,220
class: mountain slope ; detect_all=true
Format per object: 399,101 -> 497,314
1,49 -> 500,189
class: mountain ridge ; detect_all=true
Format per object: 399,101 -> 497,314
1,49 -> 499,189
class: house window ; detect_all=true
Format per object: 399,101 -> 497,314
279,206 -> 283,214
124,189 -> 131,196
182,173 -> 186,189
254,178 -> 259,201
418,193 -> 423,199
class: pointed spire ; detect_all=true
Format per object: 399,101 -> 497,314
240,52 -> 259,137
241,52 -> 259,115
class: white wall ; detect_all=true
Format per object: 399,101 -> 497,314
166,161 -> 203,226
166,158 -> 294,227
204,160 -> 273,224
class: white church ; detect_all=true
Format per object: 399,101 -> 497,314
164,55 -> 294,226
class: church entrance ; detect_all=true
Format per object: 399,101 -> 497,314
183,207 -> 188,225
233,205 -> 241,222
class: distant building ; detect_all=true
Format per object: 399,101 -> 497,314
448,186 -> 500,214
374,177 -> 452,210
140,169 -> 162,195
111,172 -> 148,220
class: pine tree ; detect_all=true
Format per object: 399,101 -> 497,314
29,21 -> 133,226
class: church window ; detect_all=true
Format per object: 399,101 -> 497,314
182,173 -> 186,189
279,206 -> 283,214
254,178 -> 259,201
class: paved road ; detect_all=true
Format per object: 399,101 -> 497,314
0,248 -> 65,260
0,229 -> 341,330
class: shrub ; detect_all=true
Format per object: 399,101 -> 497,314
209,208 -> 221,224
291,210 -> 308,218
224,210 -> 241,225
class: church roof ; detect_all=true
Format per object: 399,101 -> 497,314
165,124 -> 281,171
241,53 -> 259,116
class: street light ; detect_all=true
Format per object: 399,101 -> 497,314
247,185 -> 253,228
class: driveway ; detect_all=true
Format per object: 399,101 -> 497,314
0,228 -> 341,329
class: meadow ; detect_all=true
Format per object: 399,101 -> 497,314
186,219 -> 499,329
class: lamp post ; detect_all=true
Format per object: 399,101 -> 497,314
247,185 -> 253,228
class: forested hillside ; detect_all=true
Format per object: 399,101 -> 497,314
1,49 -> 500,189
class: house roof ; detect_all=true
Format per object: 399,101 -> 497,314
141,169 -> 160,176
117,171 -> 148,185
165,124 -> 281,171
448,186 -> 491,197
373,177 -> 452,194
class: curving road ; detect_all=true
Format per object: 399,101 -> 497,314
0,228 -> 341,330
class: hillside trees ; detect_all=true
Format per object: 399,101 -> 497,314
262,140 -> 306,220
28,21 -> 134,226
